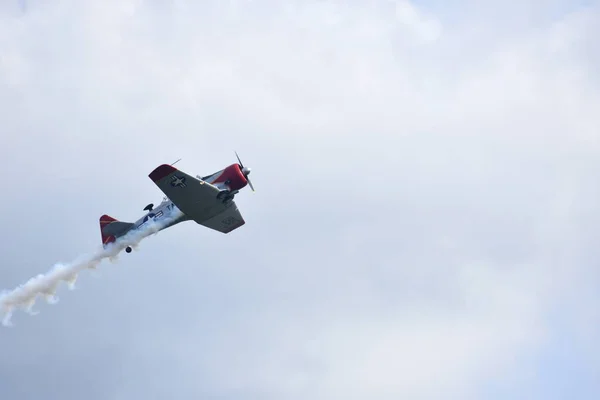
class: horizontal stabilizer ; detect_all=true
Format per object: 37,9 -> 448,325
99,214 -> 134,245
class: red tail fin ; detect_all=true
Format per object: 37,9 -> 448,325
100,214 -> 117,245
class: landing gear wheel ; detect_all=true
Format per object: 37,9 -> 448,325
217,190 -> 229,200
125,246 -> 132,253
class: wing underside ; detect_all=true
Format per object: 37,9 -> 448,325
198,203 -> 245,233
148,164 -> 245,234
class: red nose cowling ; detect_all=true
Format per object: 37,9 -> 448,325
214,164 -> 248,191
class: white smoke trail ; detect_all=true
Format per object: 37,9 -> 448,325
0,208 -> 183,327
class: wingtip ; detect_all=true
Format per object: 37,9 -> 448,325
149,164 -> 177,182
222,218 -> 245,234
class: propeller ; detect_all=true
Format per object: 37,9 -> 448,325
235,151 -> 255,191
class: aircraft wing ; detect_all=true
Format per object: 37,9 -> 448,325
148,164 -> 245,233
196,202 -> 245,233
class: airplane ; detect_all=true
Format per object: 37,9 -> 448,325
99,153 -> 254,253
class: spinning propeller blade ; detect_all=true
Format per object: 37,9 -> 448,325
235,151 -> 255,191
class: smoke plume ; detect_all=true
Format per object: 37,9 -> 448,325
0,208 -> 183,326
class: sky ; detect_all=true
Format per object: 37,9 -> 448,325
0,0 -> 599,399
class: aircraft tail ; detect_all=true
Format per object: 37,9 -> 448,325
99,214 -> 135,246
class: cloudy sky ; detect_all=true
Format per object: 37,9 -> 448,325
1,0 -> 599,399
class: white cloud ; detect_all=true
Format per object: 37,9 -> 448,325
0,1 -> 599,399
394,0 -> 442,43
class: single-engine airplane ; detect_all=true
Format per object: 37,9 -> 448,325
99,152 -> 254,253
